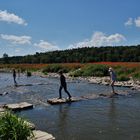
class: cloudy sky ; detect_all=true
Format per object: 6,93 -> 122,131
0,0 -> 140,57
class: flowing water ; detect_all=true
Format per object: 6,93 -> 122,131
0,73 -> 140,140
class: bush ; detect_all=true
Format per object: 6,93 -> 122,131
42,64 -> 71,73
117,74 -> 130,81
132,72 -> 140,80
83,64 -> 109,76
69,69 -> 83,77
115,66 -> 136,76
0,111 -> 34,140
70,64 -> 109,77
27,71 -> 32,77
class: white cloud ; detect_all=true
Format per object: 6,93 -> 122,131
0,10 -> 27,25
68,31 -> 126,48
1,34 -> 31,45
135,17 -> 140,27
125,17 -> 140,28
34,40 -> 59,51
125,18 -> 133,26
15,48 -> 21,52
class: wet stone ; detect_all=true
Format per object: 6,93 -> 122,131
33,130 -> 55,140
4,102 -> 33,111
0,92 -> 8,96
47,97 -> 81,105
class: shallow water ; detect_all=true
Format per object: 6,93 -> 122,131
0,73 -> 140,140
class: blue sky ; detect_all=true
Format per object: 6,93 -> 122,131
0,0 -> 140,57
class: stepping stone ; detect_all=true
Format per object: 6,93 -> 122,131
99,91 -> 129,98
47,97 -> 82,105
33,130 -> 55,140
4,102 -> 33,111
16,84 -> 33,87
0,92 -> 8,96
99,93 -> 116,98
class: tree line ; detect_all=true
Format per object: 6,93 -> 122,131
1,45 -> 140,64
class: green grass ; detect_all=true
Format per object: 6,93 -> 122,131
70,64 -> 109,77
42,64 -> 73,73
0,111 -> 34,140
132,72 -> 140,80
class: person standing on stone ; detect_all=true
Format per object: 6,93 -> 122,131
13,68 -> 17,85
109,67 -> 117,95
58,70 -> 72,100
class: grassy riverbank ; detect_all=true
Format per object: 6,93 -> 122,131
0,62 -> 140,81
36,62 -> 140,81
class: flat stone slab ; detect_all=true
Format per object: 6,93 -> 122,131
4,102 -> 33,111
16,83 -> 49,87
47,94 -> 102,105
47,97 -> 82,105
47,91 -> 131,105
33,130 -> 55,140
0,92 -> 8,96
16,84 -> 33,87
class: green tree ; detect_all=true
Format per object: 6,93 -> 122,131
3,53 -> 9,64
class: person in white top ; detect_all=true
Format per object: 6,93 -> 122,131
108,67 -> 117,95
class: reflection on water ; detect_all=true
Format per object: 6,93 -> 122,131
0,72 -> 140,140
109,98 -> 117,122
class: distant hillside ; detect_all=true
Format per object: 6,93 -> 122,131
0,45 -> 140,64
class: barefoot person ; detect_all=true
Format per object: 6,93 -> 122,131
109,67 -> 117,95
58,70 -> 72,100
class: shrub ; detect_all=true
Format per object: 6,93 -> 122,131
69,69 -> 83,77
42,64 -> 71,73
115,66 -> 136,76
43,71 -> 48,75
113,66 -> 138,81
132,72 -> 140,80
27,71 -> 32,77
70,64 -> 109,77
117,74 -> 130,81
83,64 -> 109,76
0,111 -> 34,140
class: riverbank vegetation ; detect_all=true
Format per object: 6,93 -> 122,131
0,45 -> 140,64
0,62 -> 140,81
0,45 -> 139,81
0,111 -> 34,140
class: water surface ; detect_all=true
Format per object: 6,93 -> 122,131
0,73 -> 140,140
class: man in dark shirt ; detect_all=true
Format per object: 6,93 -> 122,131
58,70 -> 72,100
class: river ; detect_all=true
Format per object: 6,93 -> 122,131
0,73 -> 140,140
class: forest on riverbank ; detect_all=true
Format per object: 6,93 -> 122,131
0,45 -> 140,64
0,45 -> 140,81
